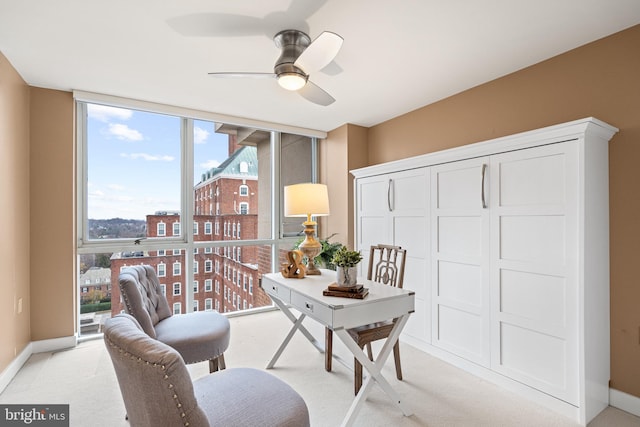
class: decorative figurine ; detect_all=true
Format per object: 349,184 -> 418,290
281,250 -> 306,278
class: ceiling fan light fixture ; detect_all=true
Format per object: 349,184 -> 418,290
209,28 -> 342,105
278,73 -> 307,91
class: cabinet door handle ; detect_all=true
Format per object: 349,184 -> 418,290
481,163 -> 487,209
387,179 -> 393,211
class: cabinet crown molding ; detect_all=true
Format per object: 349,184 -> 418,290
351,117 -> 618,179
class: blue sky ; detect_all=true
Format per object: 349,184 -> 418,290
87,104 -> 229,220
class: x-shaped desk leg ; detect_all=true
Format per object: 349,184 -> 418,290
266,296 -> 323,369
334,313 -> 413,427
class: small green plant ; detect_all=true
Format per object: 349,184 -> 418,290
293,233 -> 344,270
331,246 -> 363,268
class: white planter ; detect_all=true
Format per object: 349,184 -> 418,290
336,266 -> 358,287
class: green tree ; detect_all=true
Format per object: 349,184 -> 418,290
95,253 -> 111,268
85,289 -> 106,304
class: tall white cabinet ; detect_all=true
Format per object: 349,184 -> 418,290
351,118 -> 617,425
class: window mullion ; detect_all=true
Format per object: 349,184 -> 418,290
76,102 -> 89,245
271,131 -> 281,272
183,118 -> 195,312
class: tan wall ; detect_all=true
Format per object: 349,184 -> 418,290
345,124 -> 368,248
321,124 -> 368,249
366,24 -> 640,397
29,88 -> 75,341
0,52 -> 31,372
0,55 -> 75,375
320,125 -> 348,247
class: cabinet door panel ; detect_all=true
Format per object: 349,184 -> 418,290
490,143 -> 578,404
437,216 -> 483,259
436,165 -> 482,209
392,171 -> 429,212
438,261 -> 482,307
431,158 -> 490,366
498,153 -> 565,207
500,324 -> 568,392
404,296 -> 428,343
437,305 -> 484,361
398,213 -> 430,343
500,270 -> 566,326
359,178 -> 389,213
356,168 -> 431,344
394,215 -> 428,298
500,215 -> 566,265
392,169 -> 430,343
359,216 -> 387,250
357,175 -> 391,277
393,216 -> 427,255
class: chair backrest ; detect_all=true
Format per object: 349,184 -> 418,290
103,314 -> 210,427
367,244 -> 406,289
119,265 -> 172,338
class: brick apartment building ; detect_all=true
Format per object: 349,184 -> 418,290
110,136 -> 273,316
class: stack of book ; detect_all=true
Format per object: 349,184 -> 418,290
322,283 -> 369,299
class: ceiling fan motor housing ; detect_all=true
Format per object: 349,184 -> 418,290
273,29 -> 310,79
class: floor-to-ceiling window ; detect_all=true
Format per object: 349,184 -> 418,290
75,94 -> 322,337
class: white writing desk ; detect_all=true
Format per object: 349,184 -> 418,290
262,270 -> 415,427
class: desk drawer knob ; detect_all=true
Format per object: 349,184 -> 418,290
305,302 -> 313,311
272,285 -> 277,292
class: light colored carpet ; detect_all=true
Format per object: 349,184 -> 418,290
1,310 -> 639,427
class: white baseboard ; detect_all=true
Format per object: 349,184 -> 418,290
0,335 -> 77,395
30,335 -> 77,354
610,388 -> 640,418
0,343 -> 33,394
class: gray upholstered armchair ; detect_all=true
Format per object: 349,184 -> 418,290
104,314 -> 310,427
119,265 -> 230,373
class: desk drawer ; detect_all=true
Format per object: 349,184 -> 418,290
265,281 -> 291,303
291,292 -> 332,326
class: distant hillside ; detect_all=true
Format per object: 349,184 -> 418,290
88,218 -> 146,239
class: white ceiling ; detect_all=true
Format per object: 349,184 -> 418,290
1,0 -> 639,133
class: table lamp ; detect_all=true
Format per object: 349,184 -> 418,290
284,183 -> 330,275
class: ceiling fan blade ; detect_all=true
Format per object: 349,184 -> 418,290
209,72 -> 276,79
294,31 -> 343,73
298,81 -> 335,106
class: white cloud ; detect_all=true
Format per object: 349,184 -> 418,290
107,184 -> 126,191
108,123 -> 143,141
120,152 -> 175,162
201,159 -> 221,169
194,126 -> 210,144
88,104 -> 133,122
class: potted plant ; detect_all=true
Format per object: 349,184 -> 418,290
331,246 -> 363,287
293,233 -> 344,270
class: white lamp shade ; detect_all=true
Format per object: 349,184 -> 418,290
284,183 -> 330,217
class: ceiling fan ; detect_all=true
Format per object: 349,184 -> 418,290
208,29 -> 343,106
